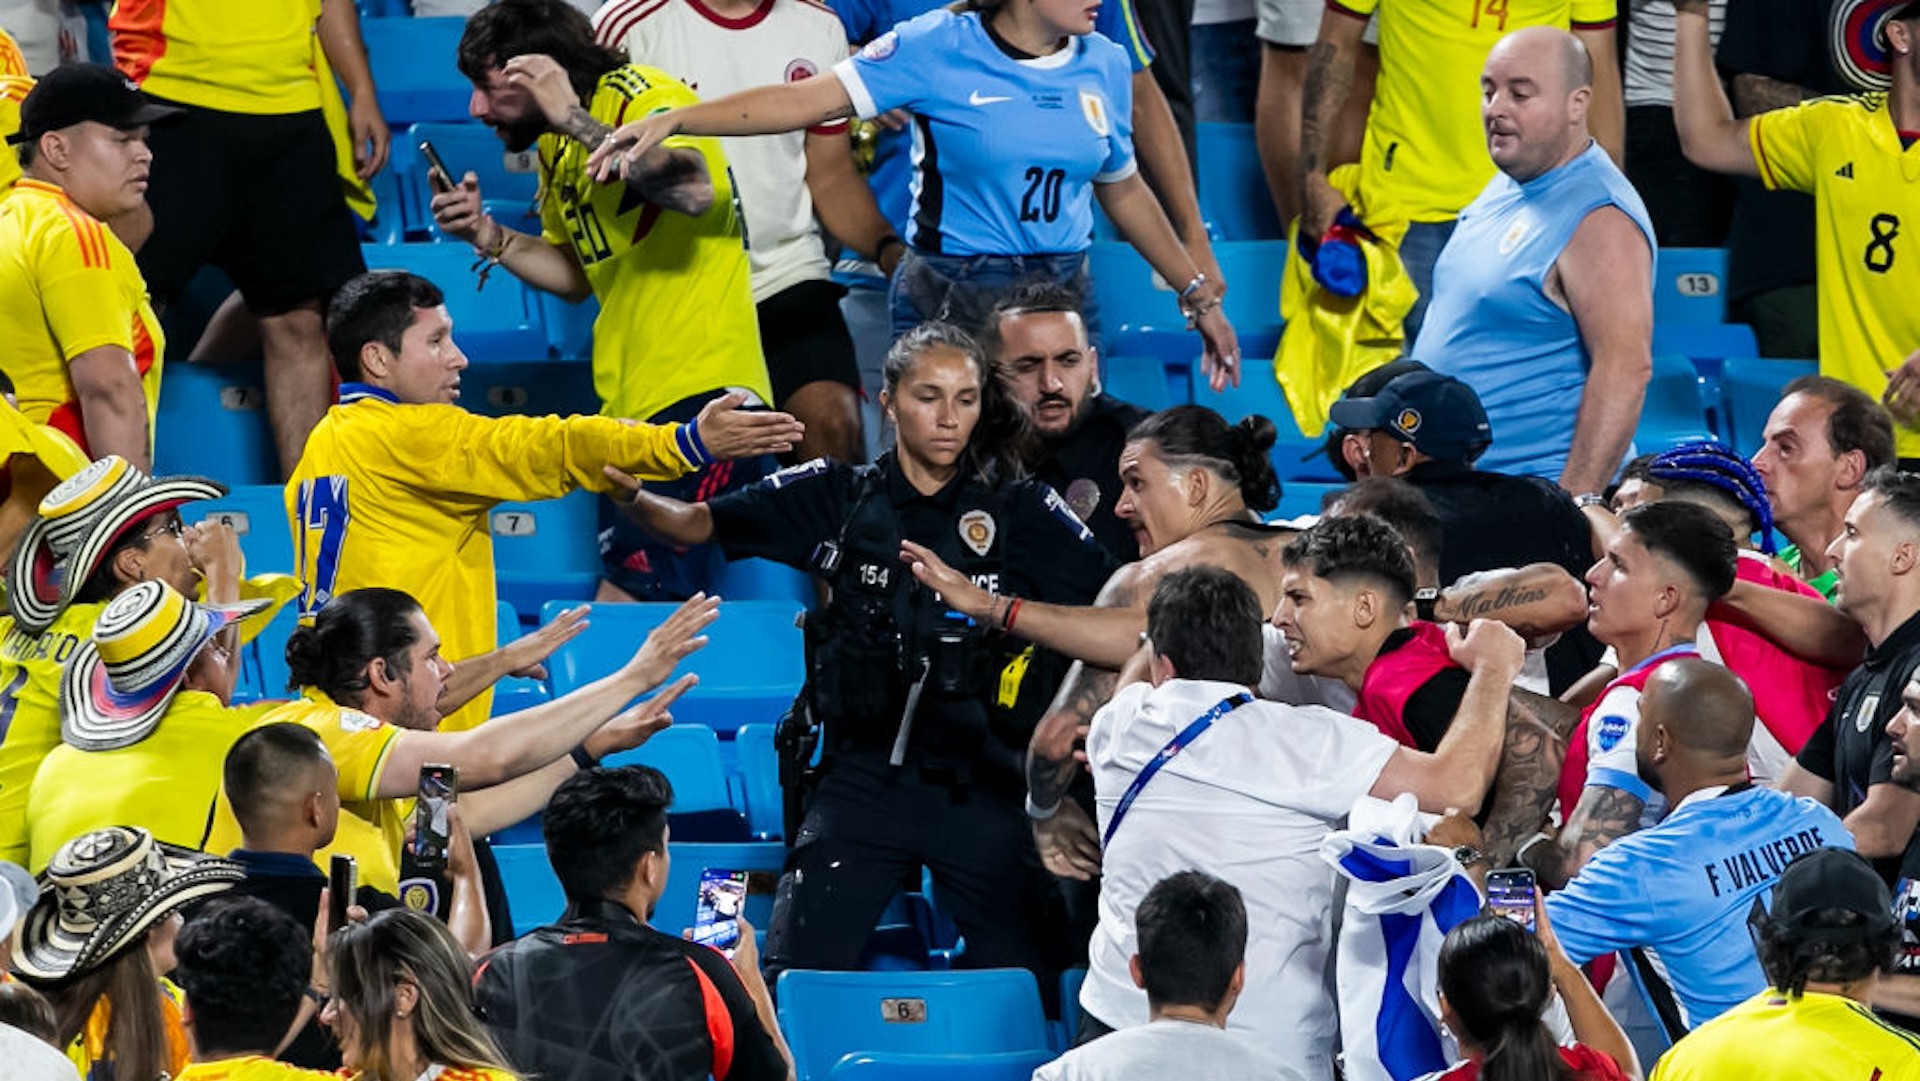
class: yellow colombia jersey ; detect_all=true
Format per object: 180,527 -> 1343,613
1650,988 -> 1920,1081
0,179 -> 166,458
69,977 -> 189,1081
204,689 -> 408,895
26,691 -> 273,870
287,387 -> 699,732
0,603 -> 101,866
539,65 -> 771,422
1752,93 -> 1920,458
0,28 -> 28,194
178,1056 -> 339,1081
1332,0 -> 1616,223
109,0 -> 322,114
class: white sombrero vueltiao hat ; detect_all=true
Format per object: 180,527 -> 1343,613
11,826 -> 242,984
7,456 -> 225,636
59,579 -> 270,752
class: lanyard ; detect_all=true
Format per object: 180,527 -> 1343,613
1102,692 -> 1254,848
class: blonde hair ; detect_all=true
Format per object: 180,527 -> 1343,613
328,909 -> 514,1080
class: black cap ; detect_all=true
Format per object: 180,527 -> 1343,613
1763,847 -> 1898,943
9,64 -> 184,146
1327,369 -> 1493,465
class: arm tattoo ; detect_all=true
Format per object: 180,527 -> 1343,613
1549,786 -> 1645,888
1478,708 -> 1565,866
1512,688 -> 1581,740
1026,663 -> 1120,808
558,104 -> 613,150
1730,73 -> 1808,118
1299,40 -> 1352,178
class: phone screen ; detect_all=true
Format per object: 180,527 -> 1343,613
413,764 -> 458,873
1486,869 -> 1537,932
328,854 -> 356,931
693,869 -> 748,957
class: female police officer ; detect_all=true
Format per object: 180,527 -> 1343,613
609,321 -> 1114,985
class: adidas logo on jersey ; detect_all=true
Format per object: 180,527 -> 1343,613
1836,162 -> 1855,179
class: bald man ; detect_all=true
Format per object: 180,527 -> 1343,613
1417,26 -> 1655,498
1542,659 -> 1853,1031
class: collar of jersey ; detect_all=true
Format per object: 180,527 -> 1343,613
340,383 -> 401,406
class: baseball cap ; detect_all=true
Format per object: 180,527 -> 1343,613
1763,847 -> 1897,943
1327,369 -> 1494,465
9,64 -> 184,146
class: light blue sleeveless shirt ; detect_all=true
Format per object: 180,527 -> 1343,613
1415,142 -> 1654,482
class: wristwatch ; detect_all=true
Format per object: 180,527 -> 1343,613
1572,492 -> 1607,510
1451,845 -> 1485,869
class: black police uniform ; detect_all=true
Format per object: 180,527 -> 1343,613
707,454 -> 1114,981
1029,394 -> 1150,564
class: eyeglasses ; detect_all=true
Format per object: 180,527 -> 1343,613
134,518 -> 185,543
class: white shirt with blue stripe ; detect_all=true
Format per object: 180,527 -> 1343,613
830,8 -> 1135,257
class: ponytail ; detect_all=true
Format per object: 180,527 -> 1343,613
1437,916 -> 1574,1081
1126,406 -> 1281,513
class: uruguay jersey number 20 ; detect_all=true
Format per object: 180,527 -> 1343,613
297,476 -> 352,617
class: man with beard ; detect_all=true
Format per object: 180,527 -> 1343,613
437,0 -> 776,606
981,282 -> 1148,562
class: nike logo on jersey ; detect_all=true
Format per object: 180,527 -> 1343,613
969,91 -> 1012,105
1835,162 -> 1855,179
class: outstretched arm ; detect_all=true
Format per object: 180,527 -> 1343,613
587,74 -> 856,183
903,543 -> 1146,669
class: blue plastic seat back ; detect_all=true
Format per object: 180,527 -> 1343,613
776,969 -> 1051,1081
1056,968 -> 1087,1052
654,840 -> 787,939
491,843 -> 566,937
1197,122 -> 1285,242
1211,239 -> 1287,339
359,243 -> 546,363
1100,353 -> 1174,412
540,599 -> 806,734
1271,480 -> 1346,524
714,558 -> 815,607
1085,241 -> 1179,337
733,723 -> 784,838
1637,353 -> 1719,454
154,363 -> 278,486
1719,356 -> 1818,455
1653,247 -> 1728,327
363,18 -> 473,125
493,492 -> 602,623
603,724 -> 732,814
827,1051 -> 1058,1081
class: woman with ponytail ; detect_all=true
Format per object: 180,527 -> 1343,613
1432,907 -> 1639,1081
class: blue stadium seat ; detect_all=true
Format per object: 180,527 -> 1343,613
1653,322 -> 1759,372
360,243 -> 547,363
406,121 -> 542,236
1653,247 -> 1728,327
655,840 -> 787,938
715,558 -> 815,607
363,18 -> 472,125
1211,240 -> 1287,339
1057,969 -> 1086,1052
1189,359 -> 1345,483
491,843 -> 566,937
605,723 -> 741,822
154,363 -> 278,487
1637,353 -> 1719,454
1719,356 -> 1817,455
776,969 -> 1052,1081
492,491 -> 602,623
541,599 -> 806,735
1196,122 -> 1285,241
460,360 -> 600,421
1101,354 -> 1174,411
827,1051 -> 1057,1081
1271,479 -> 1345,524
1085,241 -> 1181,336
542,293 -> 602,361
186,485 -> 299,702
360,154 -> 409,246
733,723 -> 784,839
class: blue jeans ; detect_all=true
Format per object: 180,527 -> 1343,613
889,250 -> 1103,350
1398,218 -> 1458,343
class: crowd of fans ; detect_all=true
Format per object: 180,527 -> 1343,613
1,0 -> 1919,1078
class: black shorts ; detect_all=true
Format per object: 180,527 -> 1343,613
138,102 -> 366,315
757,278 -> 861,403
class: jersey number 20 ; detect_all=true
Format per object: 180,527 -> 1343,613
1020,167 -> 1066,224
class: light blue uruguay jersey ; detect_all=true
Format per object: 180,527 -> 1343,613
831,8 -> 1136,257
1546,784 -> 1852,1029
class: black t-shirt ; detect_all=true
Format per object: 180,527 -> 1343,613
474,899 -> 788,1081
1407,461 -> 1603,694
1716,0 -> 1849,302
1030,394 -> 1151,564
1797,609 -> 1920,884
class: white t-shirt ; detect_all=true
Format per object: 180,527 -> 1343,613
0,1023 -> 80,1081
1084,678 -> 1398,1074
1034,1018 -> 1304,1081
594,0 -> 847,302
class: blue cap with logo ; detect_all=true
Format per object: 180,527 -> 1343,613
1327,369 -> 1493,465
